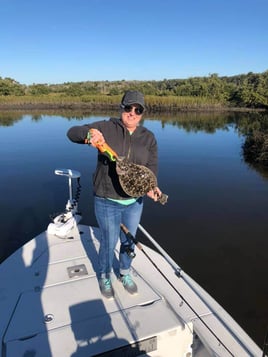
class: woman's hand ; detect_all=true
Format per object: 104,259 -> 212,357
147,187 -> 162,201
89,129 -> 105,147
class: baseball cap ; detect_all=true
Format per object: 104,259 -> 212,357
120,90 -> 145,109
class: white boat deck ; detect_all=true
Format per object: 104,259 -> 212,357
0,222 -> 264,356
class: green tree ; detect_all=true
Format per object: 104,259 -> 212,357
0,77 -> 25,95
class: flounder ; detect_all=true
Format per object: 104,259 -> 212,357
88,137 -> 168,205
116,156 -> 168,205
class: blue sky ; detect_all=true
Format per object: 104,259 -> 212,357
1,0 -> 267,84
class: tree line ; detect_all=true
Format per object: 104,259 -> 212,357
0,70 -> 268,109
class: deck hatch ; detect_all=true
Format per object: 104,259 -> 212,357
67,264 -> 88,278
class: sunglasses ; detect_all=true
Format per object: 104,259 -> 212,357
123,105 -> 144,115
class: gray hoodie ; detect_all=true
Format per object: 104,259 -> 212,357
67,117 -> 158,199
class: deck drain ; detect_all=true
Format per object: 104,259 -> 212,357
44,314 -> 54,323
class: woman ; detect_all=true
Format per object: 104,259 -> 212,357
67,90 -> 161,299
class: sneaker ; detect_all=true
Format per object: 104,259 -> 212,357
120,274 -> 138,294
99,278 -> 114,299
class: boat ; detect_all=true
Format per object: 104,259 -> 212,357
0,168 -> 265,357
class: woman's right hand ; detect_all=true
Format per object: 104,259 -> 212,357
89,129 -> 105,147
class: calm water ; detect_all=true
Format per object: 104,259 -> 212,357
0,111 -> 267,348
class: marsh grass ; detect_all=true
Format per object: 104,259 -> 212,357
0,94 -> 225,111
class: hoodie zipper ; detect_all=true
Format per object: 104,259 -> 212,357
126,130 -> 134,160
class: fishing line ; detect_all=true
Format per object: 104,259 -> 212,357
120,223 -> 235,357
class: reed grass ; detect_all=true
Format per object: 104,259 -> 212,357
0,94 -> 225,111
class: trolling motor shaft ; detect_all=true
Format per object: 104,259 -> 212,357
55,169 -> 81,211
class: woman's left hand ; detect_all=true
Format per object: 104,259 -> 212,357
147,187 -> 162,201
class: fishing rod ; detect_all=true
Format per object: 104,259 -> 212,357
262,326 -> 268,357
121,223 -> 237,357
137,224 -> 263,356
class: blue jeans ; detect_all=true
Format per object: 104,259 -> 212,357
94,196 -> 143,277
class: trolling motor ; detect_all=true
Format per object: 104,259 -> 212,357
47,169 -> 82,238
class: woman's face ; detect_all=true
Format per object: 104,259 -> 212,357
121,104 -> 144,131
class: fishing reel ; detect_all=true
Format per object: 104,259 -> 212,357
124,245 -> 136,259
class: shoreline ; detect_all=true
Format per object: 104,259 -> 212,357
0,102 -> 265,113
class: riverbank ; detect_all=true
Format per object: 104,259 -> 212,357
0,102 -> 264,114
0,94 -> 265,113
